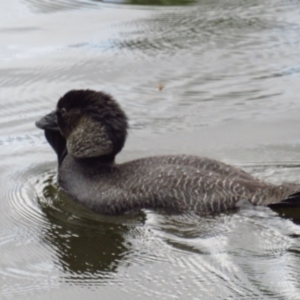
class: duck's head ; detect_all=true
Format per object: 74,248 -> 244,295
36,89 -> 128,160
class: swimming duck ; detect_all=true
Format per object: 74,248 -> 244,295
36,89 -> 300,214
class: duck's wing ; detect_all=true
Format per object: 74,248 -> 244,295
110,163 -> 267,214
125,155 -> 259,182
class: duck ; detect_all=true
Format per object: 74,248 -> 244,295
36,89 -> 300,215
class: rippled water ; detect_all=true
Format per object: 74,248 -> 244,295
1,0 -> 300,299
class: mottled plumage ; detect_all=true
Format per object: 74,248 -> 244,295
36,89 -> 300,215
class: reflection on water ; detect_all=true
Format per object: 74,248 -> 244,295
1,0 -> 300,298
37,174 -> 144,280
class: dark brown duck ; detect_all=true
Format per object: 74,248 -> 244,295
36,89 -> 300,215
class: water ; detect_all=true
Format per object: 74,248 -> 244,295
1,0 -> 300,298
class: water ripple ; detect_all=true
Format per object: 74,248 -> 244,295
25,0 -> 96,13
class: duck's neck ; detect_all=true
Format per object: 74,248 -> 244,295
74,154 -> 116,167
44,129 -> 67,165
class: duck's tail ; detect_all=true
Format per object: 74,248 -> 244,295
268,191 -> 300,223
268,191 -> 300,209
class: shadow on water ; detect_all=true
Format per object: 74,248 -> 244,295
37,174 -> 146,281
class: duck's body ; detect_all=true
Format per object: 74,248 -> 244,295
36,90 -> 300,215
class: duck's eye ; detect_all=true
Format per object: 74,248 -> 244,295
60,108 -> 67,115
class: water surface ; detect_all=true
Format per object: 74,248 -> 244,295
1,0 -> 300,299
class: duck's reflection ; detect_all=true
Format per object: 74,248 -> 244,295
38,175 -> 145,277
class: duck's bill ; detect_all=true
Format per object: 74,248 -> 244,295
35,111 -> 59,131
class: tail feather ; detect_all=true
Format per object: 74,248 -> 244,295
268,191 -> 300,208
